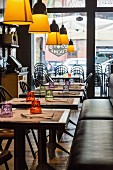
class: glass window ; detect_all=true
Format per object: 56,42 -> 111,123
97,0 -> 113,7
33,0 -> 85,8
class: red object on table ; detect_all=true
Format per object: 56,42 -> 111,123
30,100 -> 42,114
26,91 -> 35,102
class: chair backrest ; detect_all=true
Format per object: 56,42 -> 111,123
19,81 -> 31,93
0,86 -> 13,102
95,63 -> 103,87
34,63 -> 48,77
84,73 -> 93,83
34,63 -> 48,84
55,65 -> 68,76
33,78 -> 43,88
71,65 -> 84,80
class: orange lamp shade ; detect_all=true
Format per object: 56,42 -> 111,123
30,100 -> 42,114
67,45 -> 75,52
26,92 -> 35,102
46,32 -> 61,45
28,14 -> 50,34
4,0 -> 33,25
60,34 -> 69,45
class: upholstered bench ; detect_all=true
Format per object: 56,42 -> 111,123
79,98 -> 113,120
66,120 -> 113,170
66,74 -> 113,170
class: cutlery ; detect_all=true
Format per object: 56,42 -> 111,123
21,113 -> 54,119
45,98 -> 68,103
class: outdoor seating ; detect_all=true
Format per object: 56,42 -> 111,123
71,65 -> 84,82
34,63 -> 49,84
55,65 -> 68,76
95,63 -> 103,96
104,64 -> 111,96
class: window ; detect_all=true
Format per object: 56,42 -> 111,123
41,0 -> 86,8
97,0 -> 113,7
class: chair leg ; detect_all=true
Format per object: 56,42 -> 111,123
5,139 -> 12,150
68,119 -> 77,126
5,162 -> 9,170
25,134 -> 36,159
31,130 -> 38,148
63,130 -> 74,138
0,140 -> 3,150
25,161 -> 28,170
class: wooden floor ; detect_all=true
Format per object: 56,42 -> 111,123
0,110 -> 80,170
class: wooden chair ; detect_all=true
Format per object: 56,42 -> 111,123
33,78 -> 43,88
0,86 -> 37,164
84,73 -> 93,99
0,150 -> 12,170
19,82 -> 39,148
19,81 -> 31,93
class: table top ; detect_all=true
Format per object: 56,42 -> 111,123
36,83 -> 85,91
2,97 -> 80,110
51,75 -> 83,79
0,108 -> 70,129
19,90 -> 84,99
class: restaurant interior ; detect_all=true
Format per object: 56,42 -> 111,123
0,0 -> 113,170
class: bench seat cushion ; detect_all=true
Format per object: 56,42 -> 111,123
66,120 -> 113,170
79,99 -> 113,120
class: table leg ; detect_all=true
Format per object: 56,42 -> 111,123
36,129 -> 55,170
48,130 -> 69,160
48,130 -> 56,159
14,129 -> 26,170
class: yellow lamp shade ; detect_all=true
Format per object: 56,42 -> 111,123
28,14 -> 50,34
60,34 -> 69,45
4,0 -> 33,25
46,32 -> 61,45
67,45 -> 75,52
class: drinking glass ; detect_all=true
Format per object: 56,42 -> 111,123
26,91 -> 35,102
0,103 -> 13,118
30,99 -> 42,114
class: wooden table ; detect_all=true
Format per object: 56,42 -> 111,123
51,75 -> 83,82
38,82 -> 86,91
19,90 -> 84,102
0,108 -> 70,170
4,97 -> 80,110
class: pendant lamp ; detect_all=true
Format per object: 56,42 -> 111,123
60,25 -> 69,44
46,19 -> 61,45
3,0 -> 33,25
28,0 -> 50,34
67,39 -> 75,52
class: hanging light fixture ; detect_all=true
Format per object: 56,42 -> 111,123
3,0 -> 33,25
28,0 -> 50,34
59,0 -> 69,45
46,19 -> 61,45
67,39 -> 75,52
60,24 -> 69,44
